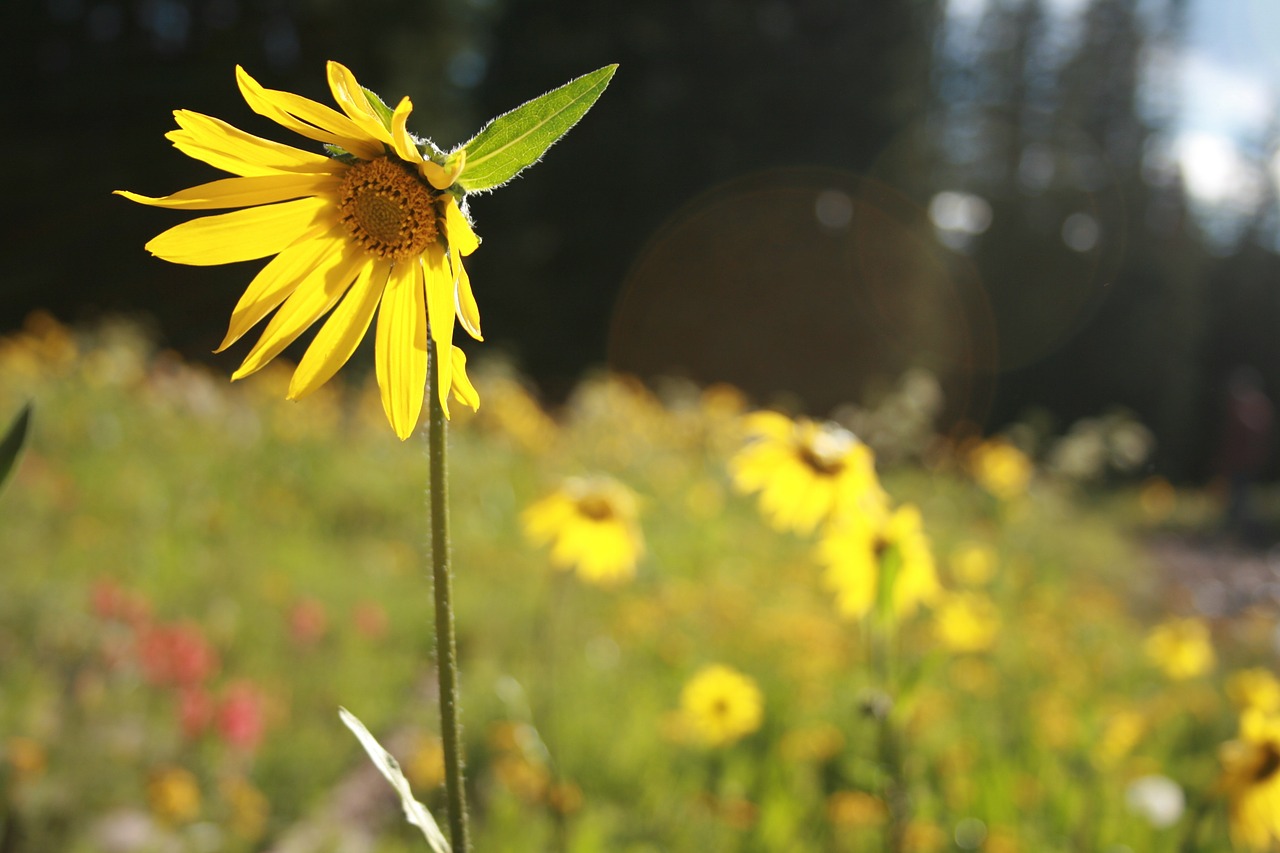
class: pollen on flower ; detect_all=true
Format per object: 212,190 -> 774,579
339,157 -> 439,260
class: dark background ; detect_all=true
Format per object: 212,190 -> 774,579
7,0 -> 1280,479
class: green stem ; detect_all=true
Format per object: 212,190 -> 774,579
427,340 -> 470,852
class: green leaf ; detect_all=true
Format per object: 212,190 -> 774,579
338,707 -> 451,853
0,403 -> 32,492
456,64 -> 617,193
361,87 -> 395,133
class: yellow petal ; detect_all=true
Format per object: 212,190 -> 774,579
236,66 -> 384,161
375,260 -> 429,440
443,198 -> 480,256
145,197 -> 331,266
451,254 -> 482,341
326,61 -> 395,145
116,173 -> 340,210
422,244 -> 456,412
232,246 -> 366,379
169,111 -> 334,176
217,224 -> 341,351
288,258 -> 385,399
450,346 -> 480,412
390,97 -> 424,165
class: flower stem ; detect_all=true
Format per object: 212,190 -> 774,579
427,340 -> 470,852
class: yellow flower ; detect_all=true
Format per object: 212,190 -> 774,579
817,503 -> 940,621
1093,708 -> 1147,768
826,790 -> 887,827
970,439 -> 1033,500
949,541 -> 998,586
117,62 -> 482,439
221,776 -> 270,842
729,412 -> 886,534
147,766 -> 202,824
1220,710 -> 1280,849
675,664 -> 764,748
933,591 -> 1000,652
522,476 -> 644,585
1144,617 -> 1215,680
1228,669 -> 1280,715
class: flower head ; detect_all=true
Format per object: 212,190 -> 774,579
522,476 -> 644,585
1220,710 -> 1280,849
933,591 -> 1000,653
970,438 -> 1033,501
730,412 -> 886,535
118,62 -> 482,439
674,664 -> 764,748
1144,617 -> 1215,680
817,503 -> 940,622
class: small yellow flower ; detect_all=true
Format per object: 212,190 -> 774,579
1228,668 -> 1280,715
1144,617 -> 1215,680
729,412 -> 886,534
970,439 -> 1033,500
522,476 -> 644,585
675,664 -> 764,748
1093,708 -> 1147,767
221,776 -> 269,842
949,541 -> 998,586
118,61 -> 482,439
1220,710 -> 1280,849
826,790 -> 887,827
4,737 -> 46,782
147,766 -> 202,824
934,591 -> 1000,653
817,503 -> 940,622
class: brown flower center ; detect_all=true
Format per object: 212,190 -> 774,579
1254,741 -> 1280,783
338,157 -> 439,260
799,444 -> 846,477
576,495 -> 616,522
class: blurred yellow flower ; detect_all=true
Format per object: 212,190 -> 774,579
817,503 -> 939,622
147,766 -> 202,824
522,476 -> 644,585
729,412 -> 885,534
1144,617 -> 1215,680
675,664 -> 764,748
118,61 -> 482,439
949,541 -> 998,586
1228,668 -> 1280,714
407,734 -> 446,790
826,790 -> 887,827
221,776 -> 270,841
934,591 -> 1000,653
4,737 -> 46,782
1220,710 -> 1280,850
1094,708 -> 1147,768
970,439 -> 1033,500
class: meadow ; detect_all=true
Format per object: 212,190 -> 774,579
1,314 -> 1276,852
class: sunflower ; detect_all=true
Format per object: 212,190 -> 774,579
1144,616 -> 1215,681
1220,710 -> 1280,849
675,664 -> 764,748
729,412 -> 886,535
521,476 -> 645,585
117,62 -> 483,439
816,502 -> 939,622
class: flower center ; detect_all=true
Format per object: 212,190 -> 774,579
1254,741 -> 1280,783
338,157 -> 439,260
576,495 -> 616,522
797,422 -> 855,476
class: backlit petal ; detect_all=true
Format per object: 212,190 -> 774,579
451,254 -> 482,340
116,173 -> 341,210
327,61 -> 395,145
443,198 -> 480,256
390,98 -> 424,165
375,260 -> 429,440
169,111 -> 334,176
422,244 -> 456,414
145,197 -> 332,266
232,246 -> 366,379
217,224 -> 342,351
288,257 -> 384,399
236,66 -> 383,161
450,346 -> 480,412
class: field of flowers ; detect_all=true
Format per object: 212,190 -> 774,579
2,313 -> 1278,852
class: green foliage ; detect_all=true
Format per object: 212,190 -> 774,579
0,401 -> 31,492
456,65 -> 618,193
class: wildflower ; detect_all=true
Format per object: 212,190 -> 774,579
933,591 -> 999,653
826,790 -> 888,827
147,766 -> 202,824
1144,617 -> 1215,680
217,681 -> 268,753
1094,708 -> 1147,767
969,438 -> 1033,500
1124,774 -> 1185,829
675,664 -> 764,748
1228,668 -> 1280,714
117,61 -> 482,439
729,412 -> 885,534
817,503 -> 940,622
522,476 -> 644,585
949,542 -> 997,587
221,776 -> 270,842
407,735 -> 446,790
1220,710 -> 1280,849
136,622 -> 219,687
288,597 -> 329,646
5,737 -> 46,782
